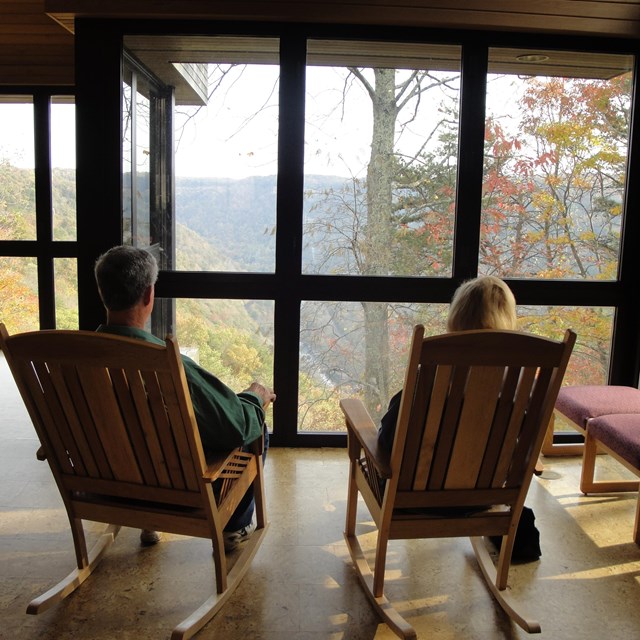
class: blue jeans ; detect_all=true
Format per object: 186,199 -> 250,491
224,425 -> 269,532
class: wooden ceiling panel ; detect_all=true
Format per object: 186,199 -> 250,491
2,0 -> 640,88
0,0 -> 74,85
43,0 -> 640,37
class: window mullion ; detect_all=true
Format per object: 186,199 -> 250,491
453,43 -> 488,282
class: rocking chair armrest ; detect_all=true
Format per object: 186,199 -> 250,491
202,434 -> 264,483
340,398 -> 391,479
247,431 -> 265,456
202,449 -> 243,482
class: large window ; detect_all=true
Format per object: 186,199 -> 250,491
73,22 -> 640,446
481,49 -> 633,389
0,92 -> 76,334
297,42 -> 461,428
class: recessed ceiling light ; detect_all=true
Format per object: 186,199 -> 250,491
516,54 -> 550,63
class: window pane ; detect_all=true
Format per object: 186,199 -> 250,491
0,256 -> 38,332
303,41 -> 460,277
174,298 -> 275,427
0,99 -> 36,240
171,40 -> 280,272
55,258 -> 78,329
519,303 -> 613,437
122,80 -> 133,241
517,304 -> 613,385
122,74 -> 152,246
51,98 -> 76,241
481,49 -> 634,280
298,300 -> 449,432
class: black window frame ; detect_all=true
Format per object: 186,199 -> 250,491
0,87 -> 77,330
66,19 -> 640,447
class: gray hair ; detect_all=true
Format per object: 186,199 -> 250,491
94,245 -> 159,312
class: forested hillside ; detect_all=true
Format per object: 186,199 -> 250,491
175,174 -> 348,272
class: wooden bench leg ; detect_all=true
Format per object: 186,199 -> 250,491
580,430 -> 598,493
635,495 -> 640,546
580,431 -> 640,495
541,414 -> 555,456
541,412 -> 585,457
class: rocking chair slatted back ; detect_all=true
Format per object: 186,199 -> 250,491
391,329 -> 572,513
5,330 -> 208,512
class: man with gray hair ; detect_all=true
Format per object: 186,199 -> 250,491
94,245 -> 275,551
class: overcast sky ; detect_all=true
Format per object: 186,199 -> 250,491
1,72 -> 521,179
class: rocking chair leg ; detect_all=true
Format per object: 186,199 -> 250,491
27,524 -> 120,615
69,516 -> 89,570
344,531 -> 417,640
171,523 -> 269,640
345,463 -> 359,537
253,457 -> 268,530
372,525 -> 391,598
470,537 -> 541,634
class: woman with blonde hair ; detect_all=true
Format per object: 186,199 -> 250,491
376,276 -> 541,562
378,275 -> 517,450
447,274 -> 517,332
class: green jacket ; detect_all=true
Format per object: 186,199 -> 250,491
96,324 -> 265,454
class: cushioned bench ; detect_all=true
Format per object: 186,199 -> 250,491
542,385 -> 640,456
581,414 -> 640,544
543,385 -> 640,544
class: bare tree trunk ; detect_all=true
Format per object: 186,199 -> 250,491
362,68 -> 397,417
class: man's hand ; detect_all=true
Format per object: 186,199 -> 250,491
245,382 -> 276,409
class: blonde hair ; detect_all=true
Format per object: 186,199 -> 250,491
446,276 -> 517,332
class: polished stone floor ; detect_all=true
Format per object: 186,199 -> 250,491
2,354 -> 640,640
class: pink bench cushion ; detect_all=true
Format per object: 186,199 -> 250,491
588,414 -> 640,470
555,386 -> 640,429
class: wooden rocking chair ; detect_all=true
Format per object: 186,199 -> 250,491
0,323 -> 269,640
341,325 -> 575,638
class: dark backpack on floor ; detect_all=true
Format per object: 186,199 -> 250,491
489,506 -> 541,562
